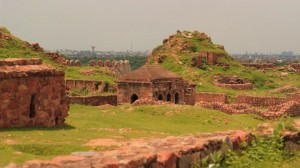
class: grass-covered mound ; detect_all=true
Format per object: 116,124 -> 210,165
147,30 -> 300,97
0,27 -> 115,84
0,104 -> 267,166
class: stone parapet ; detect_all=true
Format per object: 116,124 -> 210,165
0,58 -> 64,79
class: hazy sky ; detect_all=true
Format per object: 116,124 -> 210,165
1,0 -> 300,54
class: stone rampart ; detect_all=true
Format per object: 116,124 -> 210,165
68,95 -> 117,106
65,79 -> 103,92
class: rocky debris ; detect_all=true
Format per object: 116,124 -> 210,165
10,130 -> 251,168
88,60 -> 97,66
132,99 -> 171,106
213,75 -> 253,90
31,43 -> 44,52
197,101 -> 300,119
270,85 -> 300,94
45,52 -> 68,65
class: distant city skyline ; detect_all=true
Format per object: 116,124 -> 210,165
1,0 -> 300,54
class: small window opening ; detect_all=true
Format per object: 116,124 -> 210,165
29,94 -> 36,118
175,93 -> 179,104
94,83 -> 100,91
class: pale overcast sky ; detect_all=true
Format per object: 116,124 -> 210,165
0,0 -> 300,54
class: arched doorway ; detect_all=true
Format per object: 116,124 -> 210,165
158,94 -> 163,101
167,94 -> 171,102
175,93 -> 179,104
131,94 -> 138,104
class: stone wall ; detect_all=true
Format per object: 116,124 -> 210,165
0,58 -> 69,128
287,93 -> 300,102
68,95 -> 117,106
234,95 -> 286,107
242,63 -> 275,69
195,92 -> 228,103
117,82 -> 153,104
65,79 -> 103,92
117,79 -> 195,105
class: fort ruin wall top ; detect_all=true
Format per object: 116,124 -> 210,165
0,58 -> 64,79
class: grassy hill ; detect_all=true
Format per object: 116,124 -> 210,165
147,30 -> 300,97
0,27 -> 115,84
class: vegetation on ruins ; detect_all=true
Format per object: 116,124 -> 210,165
147,30 -> 300,97
192,122 -> 300,168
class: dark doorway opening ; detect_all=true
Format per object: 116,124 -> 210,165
94,83 -> 100,91
175,93 -> 179,104
55,117 -> 59,125
167,94 -> 171,102
29,94 -> 36,118
158,94 -> 163,101
131,94 -> 138,104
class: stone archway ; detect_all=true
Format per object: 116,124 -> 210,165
131,94 -> 138,104
158,94 -> 163,101
175,93 -> 179,104
167,93 -> 171,102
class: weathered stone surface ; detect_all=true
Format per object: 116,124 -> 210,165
0,58 -> 69,128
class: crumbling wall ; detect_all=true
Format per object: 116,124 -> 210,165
195,92 -> 228,103
117,82 -> 152,104
0,58 -> 69,128
213,75 -> 253,90
234,95 -> 286,107
68,95 -> 117,106
65,79 -> 103,92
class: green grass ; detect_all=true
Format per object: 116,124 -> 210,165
0,104 -> 267,166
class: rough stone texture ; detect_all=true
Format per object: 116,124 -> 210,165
213,75 -> 253,90
65,79 -> 103,93
234,95 -> 286,107
197,101 -> 300,119
199,51 -> 226,66
242,63 -> 275,69
114,60 -> 132,78
12,130 -> 251,168
117,65 -> 196,105
68,95 -> 117,106
45,52 -> 68,66
195,92 -> 228,103
0,58 -> 69,128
